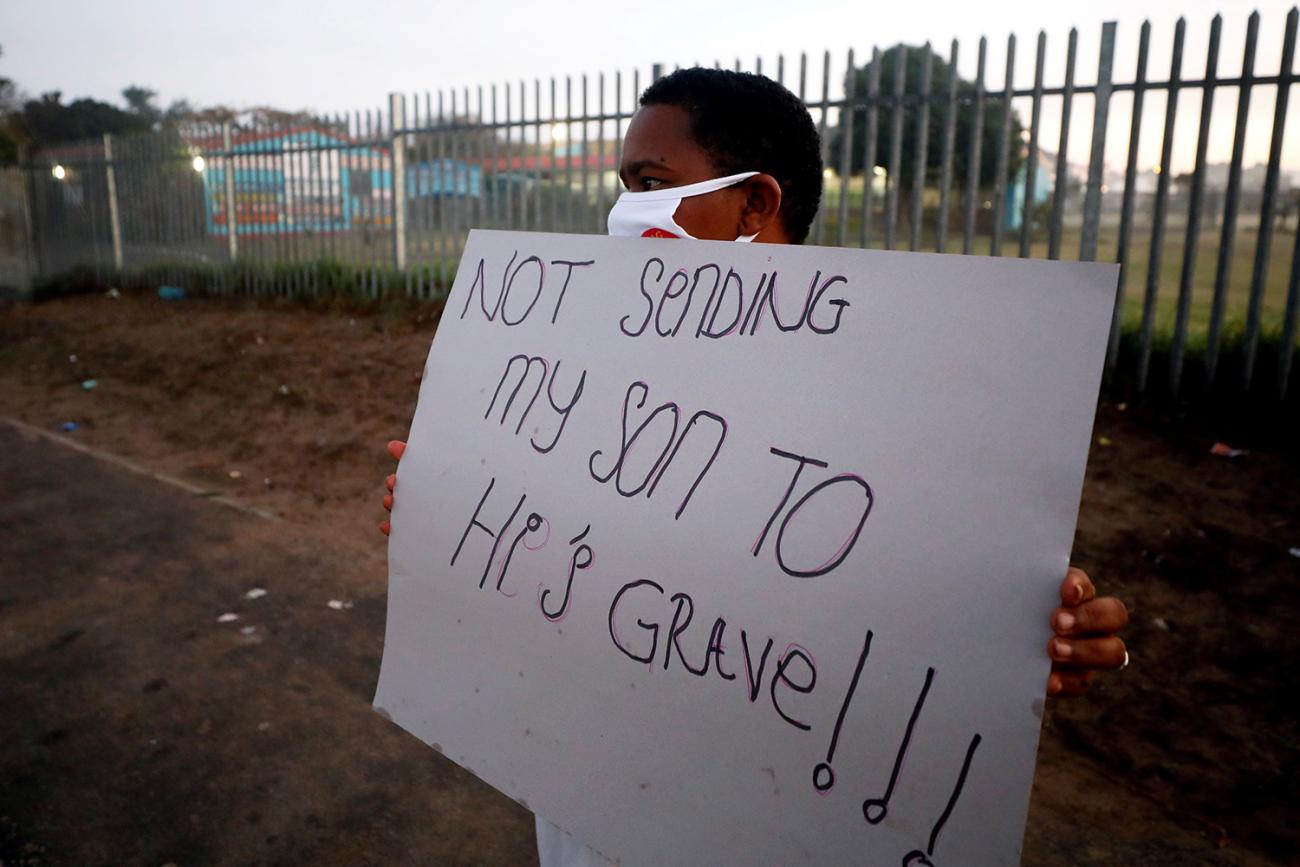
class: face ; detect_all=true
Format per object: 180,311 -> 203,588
617,104 -> 754,241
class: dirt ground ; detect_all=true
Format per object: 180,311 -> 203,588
1,291 -> 1297,866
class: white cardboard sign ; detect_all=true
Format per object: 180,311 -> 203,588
375,230 -> 1117,866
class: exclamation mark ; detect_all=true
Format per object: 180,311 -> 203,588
811,630 -> 873,792
862,667 -> 935,824
899,733 -> 983,866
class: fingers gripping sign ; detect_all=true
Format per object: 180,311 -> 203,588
1047,567 -> 1129,698
380,439 -> 406,537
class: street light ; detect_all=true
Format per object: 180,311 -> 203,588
51,164 -> 66,180
192,155 -> 206,172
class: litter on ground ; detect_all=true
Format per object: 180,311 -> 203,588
244,588 -> 267,600
327,599 -> 353,610
216,612 -> 239,623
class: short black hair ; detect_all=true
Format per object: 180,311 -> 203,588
640,67 -> 823,244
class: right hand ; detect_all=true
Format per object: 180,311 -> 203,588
379,439 -> 406,536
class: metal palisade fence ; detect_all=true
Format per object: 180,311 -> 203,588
5,9 -> 1300,402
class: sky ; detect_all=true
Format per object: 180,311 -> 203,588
3,0 -> 1300,171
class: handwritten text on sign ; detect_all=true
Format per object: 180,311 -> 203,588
374,231 -> 1117,866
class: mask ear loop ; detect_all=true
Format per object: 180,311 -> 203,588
736,231 -> 760,243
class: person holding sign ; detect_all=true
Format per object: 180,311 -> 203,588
379,67 -> 1128,865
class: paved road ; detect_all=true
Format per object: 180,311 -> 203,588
0,424 -> 536,867
0,424 -> 1275,867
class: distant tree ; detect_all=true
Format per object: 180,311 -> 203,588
0,45 -> 24,163
829,44 -> 1025,191
246,106 -> 316,127
16,91 -> 150,147
183,105 -> 239,125
121,84 -> 161,125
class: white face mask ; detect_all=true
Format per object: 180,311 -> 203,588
607,171 -> 761,241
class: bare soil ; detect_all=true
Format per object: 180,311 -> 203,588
1,291 -> 1296,865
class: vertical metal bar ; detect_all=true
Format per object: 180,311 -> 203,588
488,84 -> 499,229
293,115 -> 308,293
1201,15 -> 1253,387
1019,32 -> 1046,258
1105,20 -> 1151,380
597,73 -> 608,233
411,94 -> 424,294
298,116 -> 313,293
272,118 -> 285,294
103,133 -> 124,271
365,108 -> 376,296
549,78 -> 558,232
512,80 -> 522,228
582,75 -> 591,233
1048,28 -> 1078,260
331,113 -> 345,273
1080,21 -> 1117,263
280,120 -> 295,289
247,121 -> 260,293
1242,7 -> 1297,391
961,38 -> 986,255
1137,18 -> 1186,393
885,44 -> 908,250
270,117 -> 286,294
835,48 -> 856,247
777,54 -> 785,85
505,83 -> 515,231
433,91 -> 446,285
348,111 -> 359,294
474,87 -> 486,235
243,120 -> 257,293
463,87 -> 473,253
909,43 -> 933,251
314,115 -> 326,284
452,92 -> 464,257
614,70 -> 624,214
565,76 -> 574,232
990,35 -> 1016,256
533,79 -> 543,231
812,51 -> 831,245
144,133 -> 160,272
859,48 -> 881,248
390,93 -> 408,283
1169,16 -> 1220,395
1278,200 -> 1300,395
314,113 -> 328,290
936,40 -> 959,253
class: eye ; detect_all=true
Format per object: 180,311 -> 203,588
640,175 -> 665,191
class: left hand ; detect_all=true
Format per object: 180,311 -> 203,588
1047,566 -> 1128,698
378,439 -> 405,537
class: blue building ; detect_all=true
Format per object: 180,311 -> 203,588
191,125 -> 481,235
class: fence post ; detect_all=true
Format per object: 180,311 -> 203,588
1080,22 -> 1116,262
14,146 -> 38,285
221,122 -> 238,264
389,92 -> 409,281
102,134 -> 125,272
19,145 -> 46,277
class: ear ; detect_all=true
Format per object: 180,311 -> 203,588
736,174 -> 785,241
